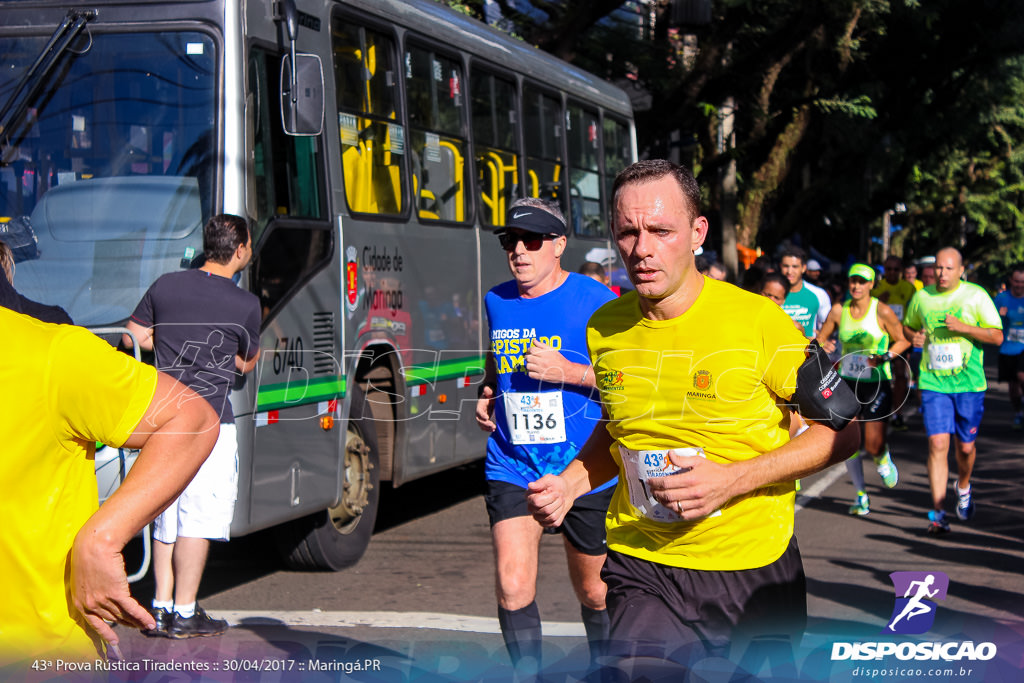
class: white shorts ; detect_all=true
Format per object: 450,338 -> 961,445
154,423 -> 238,543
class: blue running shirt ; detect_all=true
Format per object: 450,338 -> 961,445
995,290 -> 1024,356
484,273 -> 616,490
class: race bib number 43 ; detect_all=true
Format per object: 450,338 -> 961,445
619,445 -> 721,523
504,391 -> 566,444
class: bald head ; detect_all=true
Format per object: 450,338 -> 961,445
934,247 -> 964,292
936,247 -> 962,267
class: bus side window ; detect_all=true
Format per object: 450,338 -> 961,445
603,116 -> 631,231
523,85 -> 565,218
332,20 -> 404,216
250,49 -> 325,240
567,102 -> 602,237
406,44 -> 468,224
470,69 -> 519,228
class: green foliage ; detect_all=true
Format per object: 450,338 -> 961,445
812,96 -> 877,120
480,0 -> 1024,275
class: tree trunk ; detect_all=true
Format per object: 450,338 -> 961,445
738,105 -> 812,247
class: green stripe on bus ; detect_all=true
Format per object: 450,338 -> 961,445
255,355 -> 485,410
256,376 -> 346,411
403,355 -> 487,385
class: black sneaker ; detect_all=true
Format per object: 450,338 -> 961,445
168,605 -> 228,639
141,607 -> 172,638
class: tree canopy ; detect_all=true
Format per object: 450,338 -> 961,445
451,0 -> 1024,283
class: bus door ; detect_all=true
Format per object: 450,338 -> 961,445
243,44 -> 338,531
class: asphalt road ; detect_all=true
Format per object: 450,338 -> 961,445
35,370 -> 1024,682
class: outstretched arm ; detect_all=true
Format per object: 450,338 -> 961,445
69,372 -> 219,649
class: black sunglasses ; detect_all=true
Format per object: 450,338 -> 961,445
498,231 -> 555,252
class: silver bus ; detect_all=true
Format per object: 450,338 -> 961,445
0,0 -> 636,572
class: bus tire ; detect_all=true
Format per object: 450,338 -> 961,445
274,384 -> 380,570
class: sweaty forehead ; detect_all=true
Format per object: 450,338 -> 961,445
614,178 -> 691,223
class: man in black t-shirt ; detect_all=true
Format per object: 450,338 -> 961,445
125,214 -> 260,639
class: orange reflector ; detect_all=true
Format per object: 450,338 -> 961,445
320,415 -> 335,431
438,393 -> 448,404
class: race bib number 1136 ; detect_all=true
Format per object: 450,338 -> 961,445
504,391 -> 566,444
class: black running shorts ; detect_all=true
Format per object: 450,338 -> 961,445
842,378 -> 894,421
998,352 -> 1024,383
600,536 -> 806,665
485,479 -> 613,556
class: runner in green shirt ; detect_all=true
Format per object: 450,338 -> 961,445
902,248 -> 1003,535
780,247 -> 822,337
817,263 -> 910,516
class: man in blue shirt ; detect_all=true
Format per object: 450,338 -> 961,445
475,198 -> 616,673
995,263 -> 1024,429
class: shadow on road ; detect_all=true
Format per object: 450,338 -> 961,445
126,459 -> 488,602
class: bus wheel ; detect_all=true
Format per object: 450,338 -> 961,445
275,385 -> 380,570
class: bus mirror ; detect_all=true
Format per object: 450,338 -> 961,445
280,53 -> 324,136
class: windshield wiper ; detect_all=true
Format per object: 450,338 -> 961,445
0,8 -> 96,149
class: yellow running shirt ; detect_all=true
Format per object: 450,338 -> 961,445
871,278 -> 917,320
587,278 -> 809,570
0,309 -> 157,663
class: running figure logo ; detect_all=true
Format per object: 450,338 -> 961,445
883,571 -> 949,634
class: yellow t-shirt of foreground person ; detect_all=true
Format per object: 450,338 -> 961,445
0,309 -> 157,663
587,278 -> 809,571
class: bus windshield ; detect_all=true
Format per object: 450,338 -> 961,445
0,29 -> 216,325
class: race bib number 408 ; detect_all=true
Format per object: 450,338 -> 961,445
928,342 -> 963,371
503,391 -> 566,444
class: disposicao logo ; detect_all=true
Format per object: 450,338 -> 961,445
884,570 -> 948,635
831,570 -> 997,663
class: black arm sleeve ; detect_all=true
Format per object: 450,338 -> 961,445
791,340 -> 859,431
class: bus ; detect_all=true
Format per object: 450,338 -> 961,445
0,0 -> 637,572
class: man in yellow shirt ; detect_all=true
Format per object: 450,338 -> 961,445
527,160 -> 858,672
0,304 -> 218,667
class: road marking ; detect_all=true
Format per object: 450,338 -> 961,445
795,463 -> 845,512
219,610 -> 585,636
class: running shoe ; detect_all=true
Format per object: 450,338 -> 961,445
875,452 -> 899,488
1014,412 -> 1023,431
891,415 -> 908,431
927,509 -> 950,535
168,605 -> 228,639
956,488 -> 975,521
141,607 -> 172,638
848,491 -> 870,516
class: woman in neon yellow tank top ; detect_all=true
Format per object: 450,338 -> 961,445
817,263 -> 911,515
